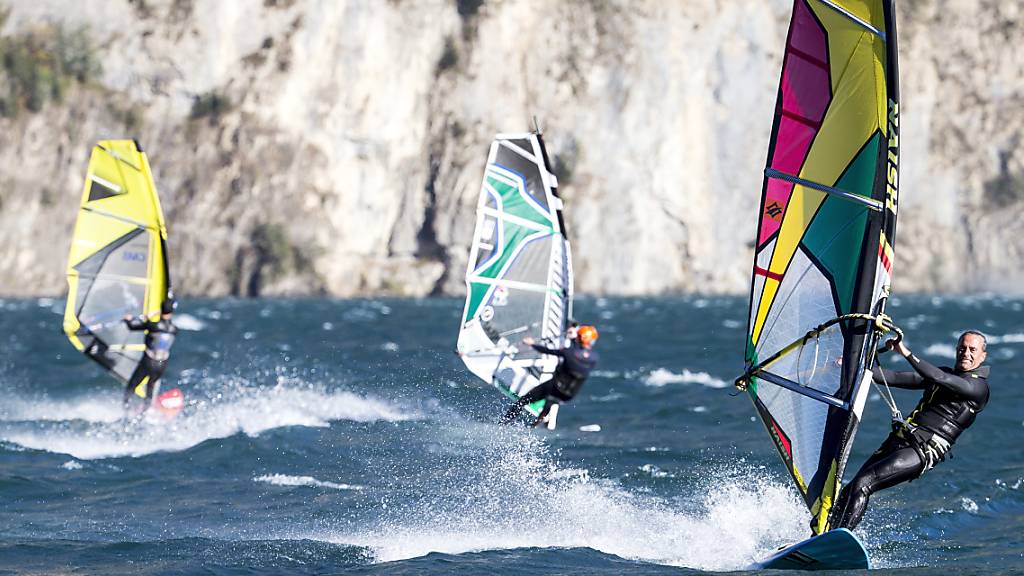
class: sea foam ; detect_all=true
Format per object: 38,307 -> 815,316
643,368 -> 728,389
0,379 -> 416,460
313,424 -> 807,572
254,474 -> 363,491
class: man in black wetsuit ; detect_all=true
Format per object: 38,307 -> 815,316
122,299 -> 178,411
832,330 -> 990,530
501,325 -> 600,426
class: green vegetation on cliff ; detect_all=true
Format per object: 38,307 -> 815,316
0,11 -> 100,117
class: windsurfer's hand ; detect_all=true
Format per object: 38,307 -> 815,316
522,336 -> 535,346
123,314 -> 132,321
895,341 -> 911,357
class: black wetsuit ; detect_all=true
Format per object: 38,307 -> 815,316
123,316 -> 177,407
832,354 -> 989,530
502,341 -> 599,424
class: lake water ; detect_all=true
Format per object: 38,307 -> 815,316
0,295 -> 1020,574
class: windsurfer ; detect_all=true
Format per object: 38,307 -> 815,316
832,331 -> 990,530
501,325 -> 600,426
122,299 -> 178,411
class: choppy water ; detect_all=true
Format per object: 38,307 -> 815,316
0,296 -> 1021,574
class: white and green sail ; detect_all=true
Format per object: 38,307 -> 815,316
457,132 -> 573,415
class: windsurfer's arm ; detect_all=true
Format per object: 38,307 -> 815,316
531,344 -> 565,357
902,352 -> 987,401
872,367 -> 925,389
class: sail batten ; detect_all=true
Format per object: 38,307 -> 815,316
818,0 -> 885,39
744,0 -> 900,534
764,168 -> 883,211
457,132 -> 573,415
466,276 -> 556,294
478,206 -> 553,232
81,206 -> 154,229
75,272 -> 152,283
757,370 -> 849,409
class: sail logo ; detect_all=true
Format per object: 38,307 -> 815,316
885,99 -> 899,214
765,202 -> 784,220
492,285 -> 509,306
122,251 -> 146,262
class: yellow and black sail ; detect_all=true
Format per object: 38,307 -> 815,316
63,140 -> 172,384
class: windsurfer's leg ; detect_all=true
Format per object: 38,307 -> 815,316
833,439 -> 923,530
124,363 -> 147,406
502,387 -> 547,424
531,399 -> 555,427
143,359 -> 167,404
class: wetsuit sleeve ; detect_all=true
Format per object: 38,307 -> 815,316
872,367 -> 925,389
904,353 -> 988,402
531,344 -> 565,357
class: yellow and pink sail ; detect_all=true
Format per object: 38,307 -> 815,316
743,0 -> 900,534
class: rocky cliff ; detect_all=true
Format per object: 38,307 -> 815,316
0,0 -> 1021,297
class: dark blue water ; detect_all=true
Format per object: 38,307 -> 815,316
0,296 -> 1021,574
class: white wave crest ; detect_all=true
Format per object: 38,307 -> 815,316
0,397 -> 125,424
643,368 -> 728,389
172,313 -> 206,331
0,382 -> 417,460
987,333 -> 1024,344
639,463 -> 672,478
356,471 -> 803,570
254,474 -> 362,491
923,343 -> 956,358
313,426 -> 805,572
